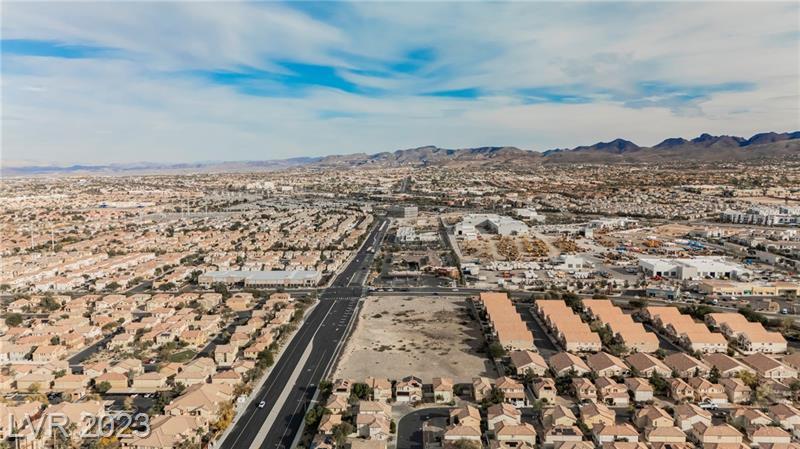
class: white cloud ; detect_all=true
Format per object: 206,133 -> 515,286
1,1 -> 798,164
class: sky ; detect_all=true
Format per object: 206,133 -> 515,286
2,1 -> 799,165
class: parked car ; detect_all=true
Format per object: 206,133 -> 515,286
699,401 -> 718,410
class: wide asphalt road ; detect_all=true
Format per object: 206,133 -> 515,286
220,216 -> 389,449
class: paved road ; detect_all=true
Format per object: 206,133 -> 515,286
220,216 -> 389,449
396,408 -> 451,449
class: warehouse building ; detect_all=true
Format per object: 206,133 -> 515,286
638,256 -> 749,281
198,270 -> 321,288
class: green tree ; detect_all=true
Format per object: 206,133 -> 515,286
709,366 -> 721,384
452,440 -> 482,449
487,342 -> 506,360
350,383 -> 372,400
332,422 -> 354,447
5,313 -> 23,327
95,381 -> 112,394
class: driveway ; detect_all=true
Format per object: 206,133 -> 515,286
396,408 -> 451,449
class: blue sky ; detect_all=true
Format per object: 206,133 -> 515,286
2,1 -> 798,164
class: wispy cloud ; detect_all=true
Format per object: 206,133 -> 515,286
1,1 -> 798,164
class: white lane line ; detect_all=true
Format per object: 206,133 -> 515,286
226,301 -> 333,448
248,341 -> 315,449
273,347 -> 331,448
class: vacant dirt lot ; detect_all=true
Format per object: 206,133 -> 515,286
333,295 -> 496,382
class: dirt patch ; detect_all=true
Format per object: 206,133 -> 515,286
333,295 -> 496,383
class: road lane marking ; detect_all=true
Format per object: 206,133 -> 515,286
249,341 -> 316,449
226,301 -> 334,448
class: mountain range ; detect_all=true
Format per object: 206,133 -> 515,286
3,131 -> 798,176
315,131 -> 800,167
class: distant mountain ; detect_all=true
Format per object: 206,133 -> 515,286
571,138 -> 641,154
0,157 -> 320,177
317,131 -> 799,167
541,131 -> 800,164
3,131 -> 798,176
653,137 -> 689,149
316,145 -> 540,167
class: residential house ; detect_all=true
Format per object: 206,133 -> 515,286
674,404 -> 712,431
542,426 -> 584,448
164,383 -> 233,425
668,378 -> 695,402
644,427 -> 687,445
720,378 -> 752,404
732,408 -> 772,428
768,403 -> 800,433
126,415 -> 205,449
496,376 -> 527,408
324,395 -> 348,415
748,426 -> 792,446
472,376 -> 493,402
432,377 -> 454,403
494,422 -> 537,447
487,403 -> 524,433
635,405 -> 674,429
703,353 -> 756,378
211,370 -> 241,386
625,377 -> 654,402
332,378 -> 353,398
549,352 -> 591,377
664,353 -> 711,378
689,423 -> 742,446
580,401 -> 615,428
443,424 -> 482,446
95,372 -> 128,391
592,423 -> 639,445
742,353 -> 798,381
533,377 -> 557,403
132,372 -> 168,392
626,353 -> 671,377
396,376 -> 423,403
596,377 -> 629,406
509,350 -> 548,377
318,413 -> 342,435
542,405 -> 576,429
450,405 -> 482,432
52,374 -> 89,392
586,352 -> 628,377
356,412 -> 391,440
687,377 -> 727,404
572,378 -> 597,402
365,377 -> 392,402
213,344 -> 237,367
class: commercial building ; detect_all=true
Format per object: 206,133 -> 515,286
721,206 -> 800,227
198,270 -> 321,288
455,214 -> 529,240
638,256 -> 749,281
697,280 -> 800,298
388,205 -> 418,219
395,226 -> 438,243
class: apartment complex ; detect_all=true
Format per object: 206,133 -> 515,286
583,299 -> 659,353
706,313 -> 787,354
535,300 -> 601,352
477,292 -> 534,350
645,307 -> 728,353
